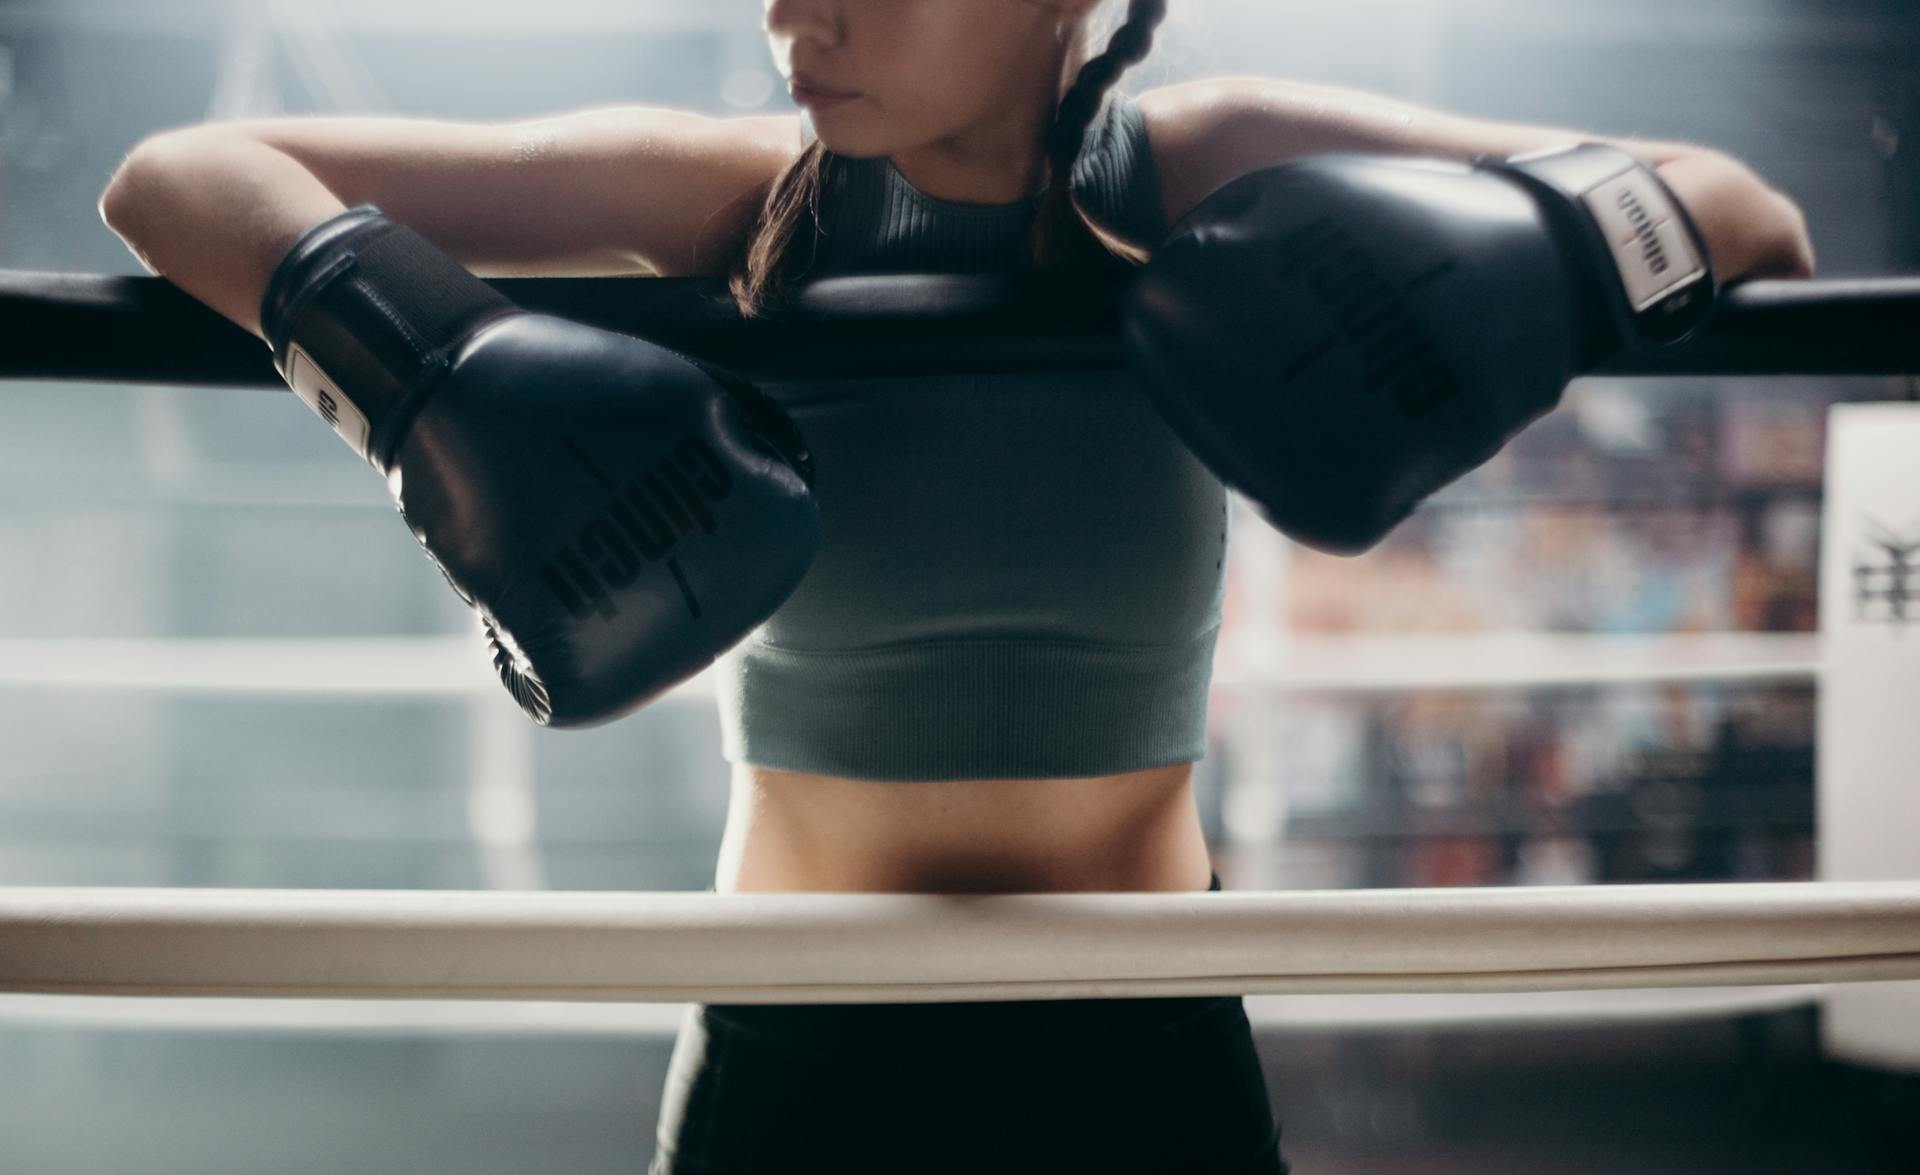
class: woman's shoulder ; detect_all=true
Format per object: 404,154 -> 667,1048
1137,76 -> 1418,226
1135,78 -> 1287,228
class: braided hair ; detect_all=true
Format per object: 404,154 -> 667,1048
1029,0 -> 1170,271
728,0 -> 1171,317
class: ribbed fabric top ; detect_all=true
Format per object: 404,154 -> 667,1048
715,96 -> 1229,782
809,94 -> 1167,273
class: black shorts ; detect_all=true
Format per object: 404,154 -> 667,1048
648,874 -> 1287,1174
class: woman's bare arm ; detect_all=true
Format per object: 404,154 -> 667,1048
99,132 -> 351,335
1140,77 -> 1815,282
98,107 -> 801,338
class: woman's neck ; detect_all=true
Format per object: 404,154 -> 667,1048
887,39 -> 1081,206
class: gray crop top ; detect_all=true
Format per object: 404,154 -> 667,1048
714,96 -> 1230,782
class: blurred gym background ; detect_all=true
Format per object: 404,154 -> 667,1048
0,1 -> 1915,1171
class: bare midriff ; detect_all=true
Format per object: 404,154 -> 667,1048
714,762 -> 1216,895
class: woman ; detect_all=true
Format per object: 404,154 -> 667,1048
99,2 -> 1815,1171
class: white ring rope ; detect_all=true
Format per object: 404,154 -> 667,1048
0,632 -> 1821,698
3,881 -> 1915,1004
0,987 -> 1825,1035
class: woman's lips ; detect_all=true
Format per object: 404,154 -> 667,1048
790,81 -> 861,108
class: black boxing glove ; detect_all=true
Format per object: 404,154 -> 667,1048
1123,144 -> 1715,555
261,205 -> 820,727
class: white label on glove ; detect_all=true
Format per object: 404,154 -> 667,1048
1582,168 -> 1708,312
287,345 -> 374,464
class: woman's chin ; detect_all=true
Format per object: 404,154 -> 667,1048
812,130 -> 885,159
802,111 -> 897,158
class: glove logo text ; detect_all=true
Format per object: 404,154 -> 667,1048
1615,186 -> 1672,279
1274,217 -> 1457,418
539,436 -> 735,624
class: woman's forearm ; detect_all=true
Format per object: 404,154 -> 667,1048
1152,80 -> 1819,289
99,130 -> 348,337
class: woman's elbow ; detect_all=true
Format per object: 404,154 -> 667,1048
100,133 -> 192,236
1658,149 -> 1817,283
1759,188 -> 1818,280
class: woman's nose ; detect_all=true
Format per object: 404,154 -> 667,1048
763,0 -> 843,48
